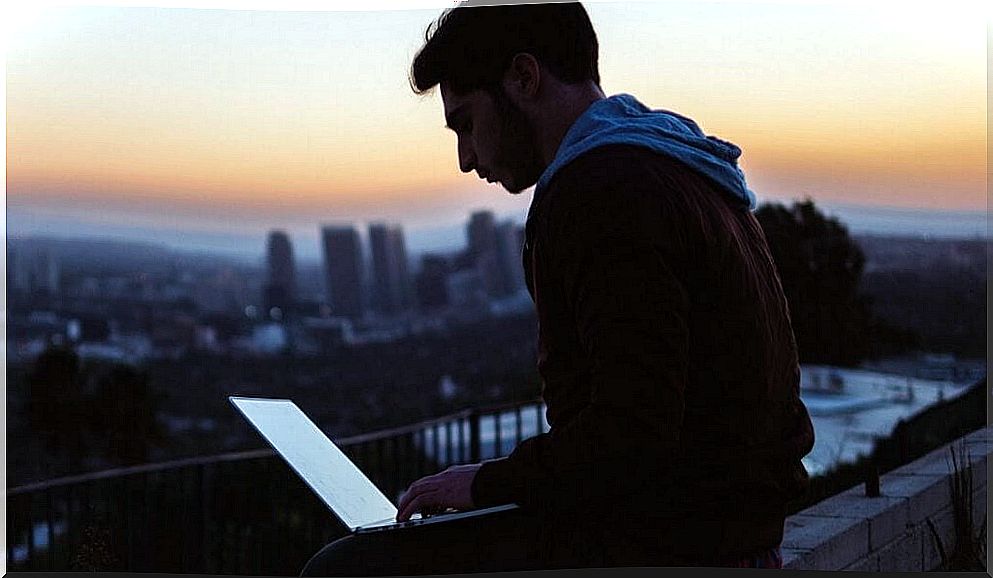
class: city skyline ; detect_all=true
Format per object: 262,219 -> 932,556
6,200 -> 988,266
5,1 -> 986,261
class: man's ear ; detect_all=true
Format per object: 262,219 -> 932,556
502,53 -> 541,104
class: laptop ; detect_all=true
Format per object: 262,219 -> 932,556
228,396 -> 518,534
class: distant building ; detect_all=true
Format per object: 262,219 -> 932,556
368,223 -> 412,317
7,245 -> 22,293
467,211 -> 498,260
321,225 -> 365,321
66,316 -> 112,343
446,267 -> 488,310
12,246 -> 60,297
466,210 -> 504,298
415,254 -> 451,312
251,323 -> 289,354
495,220 -> 526,294
37,250 -> 60,297
264,230 -> 297,319
300,316 -> 353,351
194,266 -> 251,315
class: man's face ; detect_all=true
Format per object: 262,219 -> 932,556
440,82 -> 544,194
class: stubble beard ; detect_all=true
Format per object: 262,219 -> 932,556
491,89 -> 545,195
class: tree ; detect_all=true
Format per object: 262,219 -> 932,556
25,345 -> 91,474
88,364 -> 169,466
754,198 -> 872,366
24,345 -> 168,477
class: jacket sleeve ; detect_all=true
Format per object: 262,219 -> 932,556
471,149 -> 691,511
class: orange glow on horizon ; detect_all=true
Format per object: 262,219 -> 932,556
5,3 -> 987,226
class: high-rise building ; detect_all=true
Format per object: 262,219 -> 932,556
445,267 -> 487,310
415,254 -> 450,312
264,230 -> 296,318
467,211 -> 497,260
321,225 -> 365,321
495,220 -> 526,294
18,248 -> 60,297
466,210 -> 503,298
7,245 -> 21,294
368,223 -> 412,316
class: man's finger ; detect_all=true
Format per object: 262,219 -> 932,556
397,490 -> 415,515
398,487 -> 415,512
400,477 -> 434,502
398,482 -> 430,514
397,494 -> 424,522
397,490 -> 439,522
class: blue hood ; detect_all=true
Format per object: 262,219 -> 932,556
534,93 -> 757,211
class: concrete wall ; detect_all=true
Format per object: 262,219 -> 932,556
781,425 -> 990,571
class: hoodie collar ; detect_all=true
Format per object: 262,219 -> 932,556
531,93 -> 757,213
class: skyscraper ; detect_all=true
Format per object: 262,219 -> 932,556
415,254 -> 450,312
495,219 -> 526,294
264,230 -> 296,318
15,247 -> 60,297
321,225 -> 365,321
467,210 -> 497,260
368,223 -> 412,316
466,210 -> 503,298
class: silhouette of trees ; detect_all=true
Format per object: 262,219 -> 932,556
755,198 -> 873,366
25,345 -> 91,473
23,345 -> 168,477
88,364 -> 169,466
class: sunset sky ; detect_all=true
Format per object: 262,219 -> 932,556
4,1 -> 988,260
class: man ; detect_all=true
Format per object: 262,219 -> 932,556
301,2 -> 814,575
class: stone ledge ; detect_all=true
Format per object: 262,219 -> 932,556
840,554 -> 879,572
889,436 -> 989,490
879,472 -> 950,525
782,547 -> 813,570
922,505 -> 956,571
874,528 -> 923,573
782,514 -> 869,570
963,427 -> 993,443
802,489 -> 908,551
785,425 -> 991,571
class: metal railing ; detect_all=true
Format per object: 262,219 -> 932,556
6,399 -> 549,575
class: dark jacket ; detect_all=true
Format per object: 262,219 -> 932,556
469,144 -> 816,567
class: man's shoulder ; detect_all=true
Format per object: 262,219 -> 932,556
552,143 -> 686,188
544,143 -> 717,204
537,144 -> 702,222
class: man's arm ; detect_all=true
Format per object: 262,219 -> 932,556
471,148 -> 691,512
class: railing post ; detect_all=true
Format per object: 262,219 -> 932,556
864,461 -> 880,497
494,413 -> 502,459
199,463 -> 211,574
445,421 -> 456,466
515,406 -> 523,445
7,496 -> 16,570
125,475 -> 134,571
420,429 -> 429,476
468,410 -> 481,463
26,489 -> 36,571
45,487 -> 55,570
432,424 -> 441,471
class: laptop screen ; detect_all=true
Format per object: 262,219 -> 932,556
229,396 -> 399,530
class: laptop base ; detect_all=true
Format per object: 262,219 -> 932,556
355,504 -> 519,534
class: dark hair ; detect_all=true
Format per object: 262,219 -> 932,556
409,2 -> 600,96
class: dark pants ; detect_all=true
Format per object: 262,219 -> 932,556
299,507 -> 783,576
299,507 -> 595,576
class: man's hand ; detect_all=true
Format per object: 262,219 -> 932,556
396,463 -> 481,522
